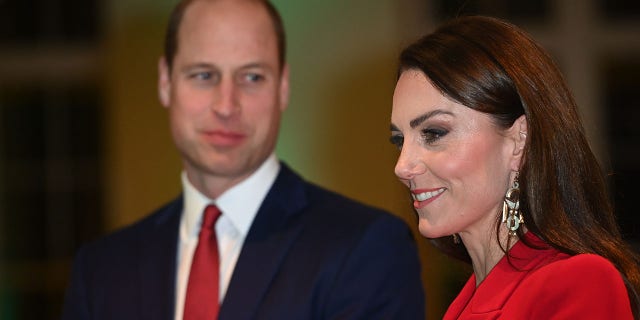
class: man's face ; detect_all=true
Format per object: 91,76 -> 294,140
159,0 -> 289,197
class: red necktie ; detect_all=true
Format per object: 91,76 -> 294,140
184,205 -> 222,320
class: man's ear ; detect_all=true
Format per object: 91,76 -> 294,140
278,63 -> 290,112
158,56 -> 171,108
509,115 -> 527,170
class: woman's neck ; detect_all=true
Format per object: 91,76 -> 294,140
461,226 -> 522,286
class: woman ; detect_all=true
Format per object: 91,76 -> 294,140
390,16 -> 640,319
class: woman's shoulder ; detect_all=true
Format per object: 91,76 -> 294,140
521,252 -> 629,301
534,252 -> 621,280
518,233 -> 621,280
507,253 -> 634,318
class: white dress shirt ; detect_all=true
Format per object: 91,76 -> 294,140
174,154 -> 280,320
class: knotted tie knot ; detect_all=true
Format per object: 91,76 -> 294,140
202,204 -> 222,231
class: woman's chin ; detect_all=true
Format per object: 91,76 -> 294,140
417,220 -> 444,239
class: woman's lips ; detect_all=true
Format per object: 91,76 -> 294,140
411,187 -> 446,209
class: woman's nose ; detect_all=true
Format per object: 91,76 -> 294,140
394,147 -> 426,181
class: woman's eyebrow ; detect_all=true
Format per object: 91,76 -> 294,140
410,109 -> 453,129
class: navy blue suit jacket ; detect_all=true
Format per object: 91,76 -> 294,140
62,164 -> 425,319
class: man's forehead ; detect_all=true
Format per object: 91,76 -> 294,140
180,1 -> 273,41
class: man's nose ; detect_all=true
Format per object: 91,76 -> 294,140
211,80 -> 239,118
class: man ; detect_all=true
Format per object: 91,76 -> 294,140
62,0 -> 425,319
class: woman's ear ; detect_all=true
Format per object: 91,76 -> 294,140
509,115 -> 527,170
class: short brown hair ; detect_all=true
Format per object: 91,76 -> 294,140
163,0 -> 286,71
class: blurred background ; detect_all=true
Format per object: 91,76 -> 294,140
0,0 -> 638,318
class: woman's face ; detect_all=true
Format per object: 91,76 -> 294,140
390,69 -> 521,239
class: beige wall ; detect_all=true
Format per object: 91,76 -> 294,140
104,13 -> 181,228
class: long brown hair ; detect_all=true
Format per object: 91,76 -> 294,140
398,15 -> 640,317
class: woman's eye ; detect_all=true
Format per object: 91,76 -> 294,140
389,135 -> 404,149
422,128 -> 448,143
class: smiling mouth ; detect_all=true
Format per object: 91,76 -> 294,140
412,188 -> 446,202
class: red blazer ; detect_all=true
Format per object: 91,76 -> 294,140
444,233 -> 634,319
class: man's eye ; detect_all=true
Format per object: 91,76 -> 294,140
244,73 -> 264,83
190,72 -> 212,80
389,135 -> 404,149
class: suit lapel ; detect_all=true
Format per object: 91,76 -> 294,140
138,197 -> 183,320
219,165 -> 308,319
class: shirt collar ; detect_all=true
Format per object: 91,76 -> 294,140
181,154 -> 280,238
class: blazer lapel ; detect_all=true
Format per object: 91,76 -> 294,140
459,234 -> 558,316
138,197 -> 183,320
219,165 -> 307,319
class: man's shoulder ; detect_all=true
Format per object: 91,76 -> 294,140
300,182 -> 413,240
305,182 -> 387,215
79,196 -> 182,255
277,163 -> 405,226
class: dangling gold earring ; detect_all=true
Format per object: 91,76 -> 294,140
502,171 -> 524,236
452,233 -> 460,244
